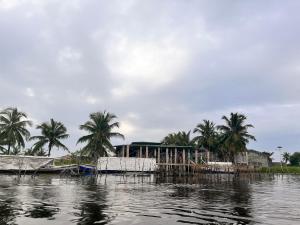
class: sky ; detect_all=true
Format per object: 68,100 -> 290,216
0,0 -> 300,161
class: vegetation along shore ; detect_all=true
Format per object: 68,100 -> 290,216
0,106 -> 299,173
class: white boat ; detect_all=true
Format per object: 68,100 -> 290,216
0,155 -> 54,172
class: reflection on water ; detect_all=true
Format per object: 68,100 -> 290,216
74,181 -> 108,225
0,174 -> 299,225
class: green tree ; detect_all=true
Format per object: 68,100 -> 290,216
289,152 -> 300,166
24,147 -> 47,156
282,152 -> 290,164
0,107 -> 32,155
30,119 -> 69,157
77,111 -> 124,161
217,112 -> 256,162
193,120 -> 217,151
162,131 -> 194,146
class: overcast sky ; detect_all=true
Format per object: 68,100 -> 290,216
0,0 -> 299,160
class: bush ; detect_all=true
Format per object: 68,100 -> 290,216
289,152 -> 300,166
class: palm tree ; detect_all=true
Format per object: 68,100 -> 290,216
24,147 -> 47,156
217,112 -> 256,162
30,119 -> 69,157
77,111 -> 124,161
282,152 -> 290,164
193,120 -> 217,151
162,131 -> 194,146
0,107 -> 32,155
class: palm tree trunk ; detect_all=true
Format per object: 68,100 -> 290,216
48,145 -> 52,157
7,142 -> 11,155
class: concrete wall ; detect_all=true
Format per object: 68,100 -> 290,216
98,157 -> 157,172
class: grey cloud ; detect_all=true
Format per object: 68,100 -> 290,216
0,0 -> 300,159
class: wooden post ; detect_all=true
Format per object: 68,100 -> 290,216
170,148 -> 173,164
195,149 -> 198,164
188,149 -> 190,164
174,148 -> 177,164
158,147 -> 160,163
139,146 -> 142,158
146,146 -> 149,158
122,145 -> 125,157
126,145 -> 130,158
183,149 -> 186,164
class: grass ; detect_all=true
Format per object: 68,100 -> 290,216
54,157 -> 95,166
260,165 -> 300,174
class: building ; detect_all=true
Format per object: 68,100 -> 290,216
234,150 -> 272,167
114,142 -> 196,165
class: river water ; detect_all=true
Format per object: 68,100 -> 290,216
0,174 -> 299,225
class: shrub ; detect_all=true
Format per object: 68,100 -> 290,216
289,152 -> 300,166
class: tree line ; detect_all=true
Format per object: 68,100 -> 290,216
0,107 -> 257,163
162,113 -> 256,162
282,152 -> 300,166
0,107 -> 124,158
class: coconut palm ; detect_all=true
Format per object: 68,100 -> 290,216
162,131 -> 194,146
217,113 -> 256,161
77,111 -> 124,160
193,120 -> 217,151
0,107 -> 32,155
24,147 -> 47,156
282,152 -> 290,164
30,119 -> 69,157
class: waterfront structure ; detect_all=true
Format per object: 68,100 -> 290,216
114,142 -> 271,170
114,142 -> 196,165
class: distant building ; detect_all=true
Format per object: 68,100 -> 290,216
235,150 -> 272,168
114,142 -> 194,165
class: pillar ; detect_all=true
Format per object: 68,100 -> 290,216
183,149 -> 186,164
170,148 -> 173,164
122,145 -> 125,157
195,149 -> 198,164
174,148 -> 177,164
126,145 -> 130,158
139,146 -> 142,158
146,146 -> 149,158
158,147 -> 160,163
166,148 -> 169,164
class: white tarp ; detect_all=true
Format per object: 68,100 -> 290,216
0,155 -> 54,171
98,157 -> 157,172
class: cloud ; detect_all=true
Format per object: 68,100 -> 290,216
25,87 -> 35,97
105,35 -> 189,97
0,0 -> 300,160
